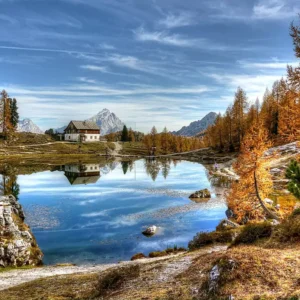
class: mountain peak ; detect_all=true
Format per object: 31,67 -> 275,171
173,112 -> 217,137
87,109 -> 124,135
17,119 -> 44,134
97,108 -> 110,114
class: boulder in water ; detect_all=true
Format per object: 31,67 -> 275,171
142,225 -> 157,236
189,188 -> 211,199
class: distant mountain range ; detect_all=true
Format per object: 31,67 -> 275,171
55,108 -> 125,135
172,112 -> 217,137
17,119 -> 44,134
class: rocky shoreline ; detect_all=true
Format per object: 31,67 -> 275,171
0,195 -> 42,268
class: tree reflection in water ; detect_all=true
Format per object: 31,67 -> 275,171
0,172 -> 20,200
144,158 -> 174,181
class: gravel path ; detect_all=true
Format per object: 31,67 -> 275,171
0,246 -> 227,291
0,255 -> 181,291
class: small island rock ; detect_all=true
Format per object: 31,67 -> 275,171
142,225 -> 157,236
189,188 -> 211,199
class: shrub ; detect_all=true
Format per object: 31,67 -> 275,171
131,253 -> 146,261
97,265 -> 140,296
149,250 -> 167,258
286,160 -> 300,199
271,214 -> 300,243
232,222 -> 272,245
292,208 -> 300,216
188,230 -> 235,250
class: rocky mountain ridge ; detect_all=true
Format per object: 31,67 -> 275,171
173,112 -> 217,136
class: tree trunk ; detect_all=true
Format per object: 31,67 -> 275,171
254,170 -> 280,220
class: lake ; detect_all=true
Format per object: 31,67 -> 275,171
0,159 -> 227,265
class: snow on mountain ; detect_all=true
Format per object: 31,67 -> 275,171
87,108 -> 124,135
17,119 -> 44,134
173,112 -> 218,137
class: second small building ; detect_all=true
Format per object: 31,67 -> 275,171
64,120 -> 100,142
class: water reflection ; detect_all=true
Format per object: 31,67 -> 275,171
0,159 -> 227,265
144,158 -> 172,181
64,164 -> 101,185
0,174 -> 20,200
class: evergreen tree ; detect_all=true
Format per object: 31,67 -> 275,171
121,125 -> 129,142
9,98 -> 19,130
286,160 -> 300,199
121,161 -> 129,175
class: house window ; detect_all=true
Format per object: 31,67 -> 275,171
90,136 -> 92,139
69,136 -> 71,140
94,136 -> 97,139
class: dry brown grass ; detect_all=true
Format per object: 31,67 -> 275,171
0,273 -> 98,300
1,244 -> 299,300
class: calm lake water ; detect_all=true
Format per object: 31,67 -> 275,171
2,159 -> 227,265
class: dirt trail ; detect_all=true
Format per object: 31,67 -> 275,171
0,246 -> 227,291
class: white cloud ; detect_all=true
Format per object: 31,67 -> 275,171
80,65 -> 108,72
9,83 -> 210,97
252,0 -> 298,19
158,12 -> 197,29
133,27 -> 251,51
77,77 -> 97,84
134,27 -> 197,47
208,72 -> 284,101
98,43 -> 115,50
238,60 -> 299,69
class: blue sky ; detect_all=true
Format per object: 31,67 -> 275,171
0,0 -> 299,132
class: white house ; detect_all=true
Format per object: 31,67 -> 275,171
64,121 -> 100,142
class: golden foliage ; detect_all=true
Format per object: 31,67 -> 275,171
227,121 -> 274,223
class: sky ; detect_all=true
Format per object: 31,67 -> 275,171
0,0 -> 299,132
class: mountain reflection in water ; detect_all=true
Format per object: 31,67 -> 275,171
0,159 -> 228,265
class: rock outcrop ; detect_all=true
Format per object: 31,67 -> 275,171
189,189 -> 211,200
0,195 -> 43,268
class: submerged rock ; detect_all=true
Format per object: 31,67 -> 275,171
142,225 -> 157,236
189,188 -> 211,199
0,195 -> 43,268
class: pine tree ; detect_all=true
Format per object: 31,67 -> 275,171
9,98 -> 19,130
121,125 -> 129,142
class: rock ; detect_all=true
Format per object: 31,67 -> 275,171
264,198 -> 273,205
142,225 -> 157,236
225,209 -> 234,219
275,204 -> 280,210
0,195 -> 43,268
189,188 -> 211,199
270,219 -> 280,226
208,265 -> 220,292
218,219 -> 240,229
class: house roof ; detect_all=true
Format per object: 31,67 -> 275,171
65,121 -> 100,131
